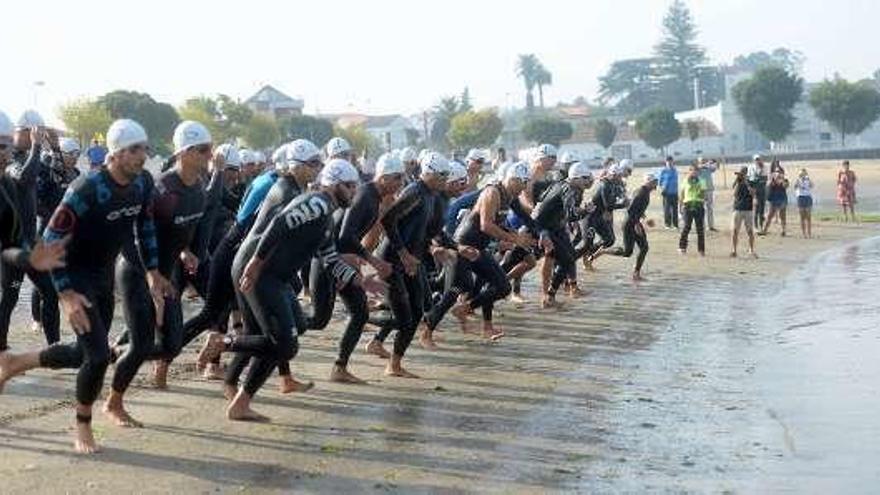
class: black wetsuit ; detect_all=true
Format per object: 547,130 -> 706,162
307,182 -> 379,367
112,169 -> 206,394
371,180 -> 448,357
427,184 -> 531,327
31,153 -> 80,332
181,172 -> 278,345
39,168 -> 157,406
0,145 -> 60,348
0,173 -> 50,350
577,177 -> 624,258
226,191 -> 356,396
532,181 -> 585,297
183,167 -> 223,296
221,175 -> 303,385
609,184 -> 651,271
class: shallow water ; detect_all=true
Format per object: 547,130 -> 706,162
578,236 -> 880,492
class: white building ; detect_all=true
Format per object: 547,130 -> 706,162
244,85 -> 304,119
331,114 -> 415,150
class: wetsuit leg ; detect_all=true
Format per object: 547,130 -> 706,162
39,272 -> 115,405
111,258 -> 155,393
28,270 -> 59,345
305,258 -> 336,331
467,252 -> 511,321
610,222 -> 637,258
335,283 -> 369,367
381,267 -> 413,355
634,230 -> 649,272
0,263 -> 25,351
239,275 -> 297,397
547,230 -> 576,296
181,230 -> 239,347
424,257 -> 473,330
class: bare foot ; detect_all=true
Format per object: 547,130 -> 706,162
508,293 -> 527,305
632,272 -> 646,282
567,286 -> 587,298
482,323 -> 505,341
74,420 -> 101,454
223,384 -> 237,401
226,395 -> 270,422
582,257 -> 595,271
103,401 -> 143,428
729,252 -> 737,258
152,361 -> 169,389
0,352 -> 20,394
197,332 -> 226,367
279,375 -> 314,394
365,340 -> 391,359
418,325 -> 439,351
31,322 -> 42,335
541,296 -> 562,309
750,252 -> 759,259
451,303 -> 476,334
330,365 -> 366,384
202,362 -> 225,381
384,364 -> 420,379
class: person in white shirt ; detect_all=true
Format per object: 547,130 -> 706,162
794,168 -> 814,238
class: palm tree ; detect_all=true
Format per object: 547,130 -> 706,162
535,64 -> 553,108
516,54 -> 540,111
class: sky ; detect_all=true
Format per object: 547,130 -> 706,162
4,0 -> 879,127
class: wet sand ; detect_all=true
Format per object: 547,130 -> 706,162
0,160 -> 878,493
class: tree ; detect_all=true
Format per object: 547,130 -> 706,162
459,87 -> 473,113
447,109 -> 504,150
242,114 -> 280,150
97,90 -> 180,154
277,115 -> 334,145
732,66 -> 803,143
731,48 -> 805,74
809,78 -> 880,147
179,96 -> 229,143
430,96 -> 463,150
635,108 -> 681,153
516,54 -> 541,111
598,58 -> 662,117
535,64 -> 553,108
335,125 -> 384,159
58,98 -> 113,145
521,116 -> 573,147
653,0 -> 707,112
593,118 -> 617,150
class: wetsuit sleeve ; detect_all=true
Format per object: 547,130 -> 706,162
42,178 -> 92,293
203,168 -> 223,209
9,143 -> 43,185
380,184 -> 421,253
337,187 -> 374,258
316,222 -> 359,289
428,197 -> 456,249
136,176 -> 159,271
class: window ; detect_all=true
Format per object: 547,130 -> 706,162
819,132 -> 832,141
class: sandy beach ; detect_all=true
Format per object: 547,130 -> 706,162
0,159 -> 878,494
